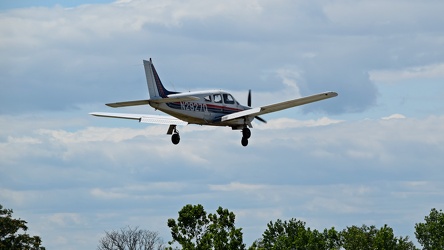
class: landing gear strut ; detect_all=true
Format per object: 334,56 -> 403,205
171,128 -> 180,145
241,127 -> 251,147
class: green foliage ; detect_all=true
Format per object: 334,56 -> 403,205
251,218 -> 340,250
0,204 -> 45,250
251,219 -> 416,250
207,207 -> 244,250
167,204 -> 245,250
323,227 -> 341,249
340,224 -> 417,250
341,225 -> 378,249
167,204 -> 210,249
415,208 -> 444,250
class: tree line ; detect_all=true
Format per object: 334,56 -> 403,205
1,203 -> 443,249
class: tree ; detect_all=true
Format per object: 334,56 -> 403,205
341,225 -> 377,250
97,226 -> 164,250
167,204 -> 245,250
251,218 -> 340,250
207,207 -> 244,249
0,204 -> 45,250
341,224 -> 417,250
251,219 -> 415,250
415,208 -> 444,250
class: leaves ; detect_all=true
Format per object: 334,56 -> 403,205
415,208 -> 444,250
0,204 -> 45,250
252,220 -> 416,250
167,204 -> 245,250
257,218 -> 338,250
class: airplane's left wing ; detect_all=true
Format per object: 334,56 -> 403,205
89,112 -> 188,125
221,91 -> 338,122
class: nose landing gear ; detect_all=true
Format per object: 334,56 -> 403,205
241,127 -> 251,147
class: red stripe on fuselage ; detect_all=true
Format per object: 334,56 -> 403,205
205,104 -> 245,112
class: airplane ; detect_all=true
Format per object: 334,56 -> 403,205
90,59 -> 338,146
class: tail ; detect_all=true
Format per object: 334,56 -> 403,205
143,58 -> 178,99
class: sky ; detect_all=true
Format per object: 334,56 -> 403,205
1,0 -> 444,249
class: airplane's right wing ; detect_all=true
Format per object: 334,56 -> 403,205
221,91 -> 338,122
89,112 -> 188,125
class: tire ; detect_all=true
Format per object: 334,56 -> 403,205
171,134 -> 180,145
242,128 -> 251,139
241,137 -> 249,147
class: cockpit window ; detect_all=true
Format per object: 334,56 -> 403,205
204,95 -> 212,102
223,94 -> 235,104
214,94 -> 222,103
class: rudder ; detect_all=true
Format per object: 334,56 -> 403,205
143,58 -> 177,99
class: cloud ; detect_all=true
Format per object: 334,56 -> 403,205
259,117 -> 343,130
382,114 -> 406,120
3,0 -> 444,115
2,1 -> 444,249
2,113 -> 444,248
370,63 -> 444,83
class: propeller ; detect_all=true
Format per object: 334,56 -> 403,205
248,90 -> 267,124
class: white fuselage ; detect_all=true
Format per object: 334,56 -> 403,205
90,58 -> 338,146
150,90 -> 252,129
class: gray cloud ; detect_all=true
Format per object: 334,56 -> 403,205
2,0 -> 444,114
2,113 -> 444,248
2,1 -> 444,249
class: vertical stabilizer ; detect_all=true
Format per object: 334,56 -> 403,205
143,59 -> 177,99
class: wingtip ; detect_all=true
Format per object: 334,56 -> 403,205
105,103 -> 118,108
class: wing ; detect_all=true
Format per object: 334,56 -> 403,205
89,112 -> 188,125
106,94 -> 199,108
221,91 -> 338,122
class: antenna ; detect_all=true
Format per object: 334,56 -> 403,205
169,81 -> 177,92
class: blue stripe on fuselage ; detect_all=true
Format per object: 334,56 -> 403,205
166,102 -> 243,115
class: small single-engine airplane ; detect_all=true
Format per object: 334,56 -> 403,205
90,59 -> 338,146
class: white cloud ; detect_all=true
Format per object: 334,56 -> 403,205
47,213 -> 87,227
209,182 -> 266,192
2,0 -> 444,249
370,63 -> 444,83
2,112 -> 444,248
382,114 -> 406,120
255,117 -> 343,130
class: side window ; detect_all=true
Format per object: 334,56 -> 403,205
223,94 -> 235,104
204,95 -> 212,102
214,94 -> 222,103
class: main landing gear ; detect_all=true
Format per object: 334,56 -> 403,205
241,127 -> 251,147
167,125 -> 180,145
171,131 -> 180,145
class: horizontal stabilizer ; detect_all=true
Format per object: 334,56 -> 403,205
89,112 -> 188,125
221,91 -> 338,122
151,94 -> 200,103
106,100 -> 150,108
106,95 -> 199,108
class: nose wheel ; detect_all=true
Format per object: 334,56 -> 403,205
241,127 -> 251,147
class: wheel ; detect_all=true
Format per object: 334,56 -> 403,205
241,137 -> 249,147
171,133 -> 180,145
242,128 -> 251,139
